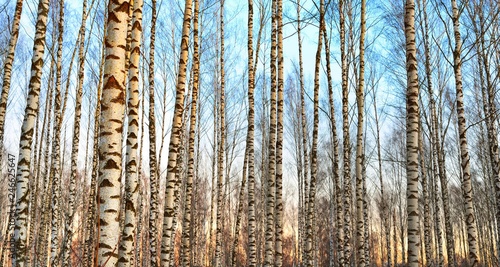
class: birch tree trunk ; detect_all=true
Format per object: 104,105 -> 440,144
419,121 -> 432,267
403,0 -> 420,266
305,1 -> 323,265
148,0 -> 159,265
35,53 -> 56,267
265,0 -> 277,265
296,1 -> 311,263
0,0 -> 24,163
160,0 -> 192,264
275,0 -> 284,265
419,0 -> 436,264
118,0 -> 143,265
471,3 -> 500,263
180,1 -> 200,265
451,0 -> 479,264
355,0 -> 366,265
339,0 -> 353,264
49,1 -> 65,265
247,0 -> 257,264
95,0 -> 130,265
61,0 -> 90,265
83,26 -> 106,267
13,0 -> 50,265
214,2 -> 226,265
421,0 -> 444,263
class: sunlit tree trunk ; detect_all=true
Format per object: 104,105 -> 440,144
49,1 -> 65,265
0,0 -> 24,163
82,25 -> 106,267
339,0 -> 352,264
296,1 -> 311,264
470,2 -> 500,262
61,0 -> 90,265
180,1 -> 200,266
323,21 -> 342,267
355,0 -> 366,265
420,1 -> 444,262
275,0 -> 284,265
247,0 -> 257,265
95,0 -> 130,265
419,120 -> 432,267
403,0 -> 420,266
451,0 -> 479,264
264,0 -> 277,265
214,2 -> 226,265
147,0 -> 160,265
418,0 -> 436,264
36,54 -> 56,267
12,0 -> 50,265
160,0 -> 192,264
305,1 -> 323,266
118,0 -> 143,265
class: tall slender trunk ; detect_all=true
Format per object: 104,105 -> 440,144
82,22 -> 106,267
49,1 -> 65,265
12,0 -> 50,265
25,99 -> 41,266
403,0 -> 420,266
209,80 -> 218,266
296,1 -> 311,264
432,154 -> 443,267
147,0 -> 160,265
180,1 -> 200,266
419,120 -> 432,267
0,0 -> 24,163
35,55 -> 56,267
451,0 -> 479,264
61,1 -> 90,265
246,0 -> 259,267
95,0 -> 130,265
419,0 -> 438,265
264,0 -> 277,265
160,0 -> 192,263
472,3 -> 500,263
323,23 -> 343,267
118,0 -> 143,265
232,151 -> 248,266
275,0 -> 284,265
339,0 -> 352,264
355,0 -> 367,265
247,0 -> 257,265
305,1 -> 323,266
214,2 -> 225,265
439,128 -> 456,263
26,29 -> 55,262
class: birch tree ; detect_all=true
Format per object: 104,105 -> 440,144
119,0 -> 143,264
450,0 -> 480,264
95,0 -> 130,265
49,0 -> 65,264
247,0 -> 258,264
305,1 -> 323,266
355,0 -> 367,265
180,0 -> 200,265
160,0 -> 192,264
0,0 -> 23,161
403,0 -> 420,266
13,0 -> 50,265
